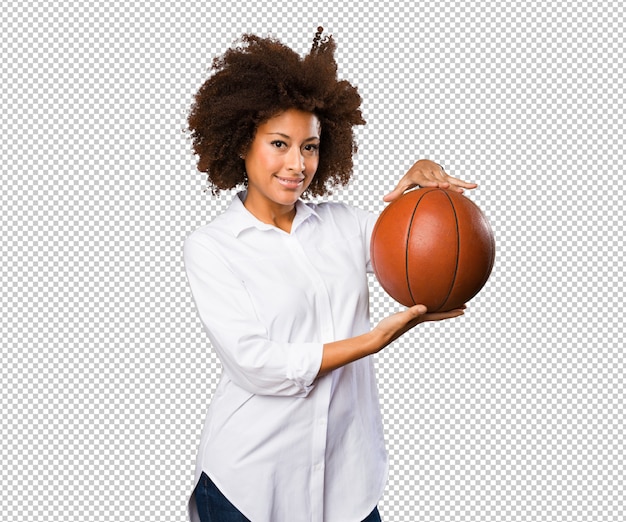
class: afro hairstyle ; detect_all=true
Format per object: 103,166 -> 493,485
187,27 -> 366,197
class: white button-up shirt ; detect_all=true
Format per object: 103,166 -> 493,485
184,192 -> 388,522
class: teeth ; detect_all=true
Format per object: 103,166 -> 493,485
277,177 -> 303,187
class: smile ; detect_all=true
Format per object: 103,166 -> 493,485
276,176 -> 304,189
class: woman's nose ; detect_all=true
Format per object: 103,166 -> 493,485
286,147 -> 305,172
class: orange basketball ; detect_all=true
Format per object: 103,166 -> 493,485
371,188 -> 495,312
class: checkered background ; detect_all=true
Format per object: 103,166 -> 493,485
1,1 -> 623,520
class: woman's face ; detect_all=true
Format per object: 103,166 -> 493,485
243,109 -> 320,215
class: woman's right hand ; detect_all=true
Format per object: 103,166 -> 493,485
373,304 -> 466,347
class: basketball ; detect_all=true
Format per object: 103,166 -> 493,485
371,188 -> 495,312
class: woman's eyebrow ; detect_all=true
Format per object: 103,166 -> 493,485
266,132 -> 320,141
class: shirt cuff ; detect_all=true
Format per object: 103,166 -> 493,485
287,342 -> 324,392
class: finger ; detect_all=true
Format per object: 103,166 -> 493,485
446,175 -> 478,190
415,177 -> 450,189
408,304 -> 428,316
434,165 -> 477,189
423,308 -> 466,321
440,178 -> 477,194
383,181 -> 418,202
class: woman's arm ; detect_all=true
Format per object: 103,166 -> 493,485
318,304 -> 465,376
184,235 -> 324,397
316,158 -> 477,377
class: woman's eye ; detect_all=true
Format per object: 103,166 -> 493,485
304,143 -> 319,153
271,140 -> 287,149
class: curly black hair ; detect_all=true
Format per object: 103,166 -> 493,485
187,27 -> 366,197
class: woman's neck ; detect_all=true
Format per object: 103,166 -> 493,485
242,193 -> 297,233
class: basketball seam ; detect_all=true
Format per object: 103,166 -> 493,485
437,191 -> 460,312
405,190 -> 429,306
475,213 -> 495,291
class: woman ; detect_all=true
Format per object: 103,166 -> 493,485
184,28 -> 476,522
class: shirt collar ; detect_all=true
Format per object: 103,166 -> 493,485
225,191 -> 322,237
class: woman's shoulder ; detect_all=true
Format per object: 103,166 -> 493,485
183,212 -> 237,262
185,194 -> 247,244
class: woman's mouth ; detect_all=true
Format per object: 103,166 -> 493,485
276,176 -> 304,189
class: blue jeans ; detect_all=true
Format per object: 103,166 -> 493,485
194,472 -> 382,521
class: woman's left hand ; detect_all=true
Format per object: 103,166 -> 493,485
383,159 -> 478,202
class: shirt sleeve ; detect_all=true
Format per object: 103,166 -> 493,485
183,234 -> 324,397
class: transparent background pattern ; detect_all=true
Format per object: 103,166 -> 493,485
1,1 -> 623,521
